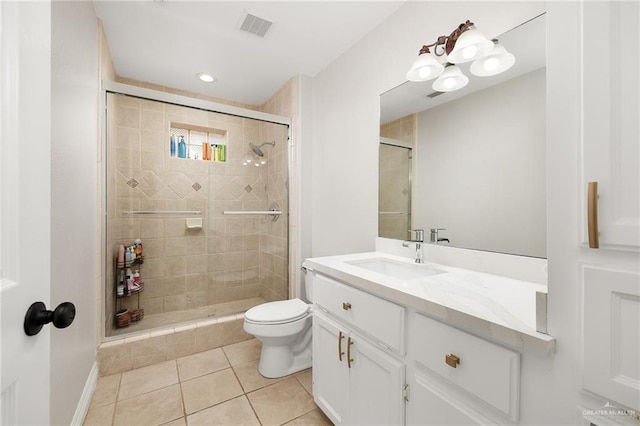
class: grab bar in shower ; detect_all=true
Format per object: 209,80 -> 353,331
123,210 -> 202,215
223,203 -> 282,222
378,211 -> 404,215
223,210 -> 282,215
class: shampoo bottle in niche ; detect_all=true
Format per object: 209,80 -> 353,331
178,135 -> 187,158
170,135 -> 176,157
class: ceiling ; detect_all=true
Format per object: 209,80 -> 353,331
94,1 -> 405,106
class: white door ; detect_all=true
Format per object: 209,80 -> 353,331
0,1 -> 52,424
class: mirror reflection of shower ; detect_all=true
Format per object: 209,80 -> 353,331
244,141 -> 276,167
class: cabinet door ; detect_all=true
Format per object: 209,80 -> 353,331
349,334 -> 406,425
312,312 -> 349,425
581,1 -> 640,250
583,265 -> 640,411
409,374 -> 492,426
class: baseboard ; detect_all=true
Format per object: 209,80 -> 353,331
71,361 -> 98,426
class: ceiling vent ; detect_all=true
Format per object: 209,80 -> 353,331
427,91 -> 445,98
239,12 -> 273,38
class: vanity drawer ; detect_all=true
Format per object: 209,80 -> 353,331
411,313 -> 520,421
314,273 -> 405,353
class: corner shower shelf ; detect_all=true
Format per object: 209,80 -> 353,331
115,251 -> 145,328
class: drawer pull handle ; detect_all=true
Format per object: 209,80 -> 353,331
342,302 -> 352,311
347,337 -> 354,368
445,353 -> 460,368
338,331 -> 345,361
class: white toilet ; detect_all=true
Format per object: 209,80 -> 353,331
243,276 -> 313,378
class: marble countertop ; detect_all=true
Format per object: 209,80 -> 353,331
304,252 -> 555,355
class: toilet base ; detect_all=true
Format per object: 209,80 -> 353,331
257,343 -> 312,378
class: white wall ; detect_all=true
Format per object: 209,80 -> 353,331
416,69 -> 546,258
50,2 -> 99,424
310,2 -> 545,257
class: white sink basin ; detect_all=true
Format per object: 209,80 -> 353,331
347,258 -> 445,281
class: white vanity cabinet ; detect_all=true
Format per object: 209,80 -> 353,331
307,265 -> 528,426
312,273 -> 406,425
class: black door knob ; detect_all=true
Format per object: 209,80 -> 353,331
24,301 -> 76,336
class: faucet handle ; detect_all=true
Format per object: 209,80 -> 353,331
408,229 -> 425,241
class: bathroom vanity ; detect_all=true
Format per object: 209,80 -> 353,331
304,251 -> 554,425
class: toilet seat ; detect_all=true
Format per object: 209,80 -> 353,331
245,299 -> 310,325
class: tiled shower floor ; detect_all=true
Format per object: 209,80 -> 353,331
111,297 -> 267,337
84,339 -> 332,426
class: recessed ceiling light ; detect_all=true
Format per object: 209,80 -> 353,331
196,73 -> 216,83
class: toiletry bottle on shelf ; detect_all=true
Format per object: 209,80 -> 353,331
117,245 -> 125,267
170,135 -> 176,157
219,144 -> 226,162
134,238 -> 143,257
178,135 -> 187,158
117,270 -> 125,296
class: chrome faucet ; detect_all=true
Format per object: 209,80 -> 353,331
430,228 -> 449,244
402,229 -> 425,263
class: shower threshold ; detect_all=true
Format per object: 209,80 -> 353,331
110,296 -> 266,337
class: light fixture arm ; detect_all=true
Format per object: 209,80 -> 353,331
416,20 -> 475,57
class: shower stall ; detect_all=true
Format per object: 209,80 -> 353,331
104,87 -> 290,338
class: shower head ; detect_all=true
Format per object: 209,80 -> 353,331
249,141 -> 275,157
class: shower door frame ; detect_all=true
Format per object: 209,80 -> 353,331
100,80 -> 292,342
379,137 -> 413,240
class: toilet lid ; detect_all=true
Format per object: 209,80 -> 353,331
245,299 -> 310,324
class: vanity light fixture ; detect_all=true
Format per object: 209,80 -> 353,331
406,20 -> 515,91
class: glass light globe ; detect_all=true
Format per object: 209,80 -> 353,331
406,51 -> 444,82
448,27 -> 494,64
432,64 -> 469,92
470,42 -> 515,76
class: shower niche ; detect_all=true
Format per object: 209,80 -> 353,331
104,91 -> 290,338
170,123 -> 227,162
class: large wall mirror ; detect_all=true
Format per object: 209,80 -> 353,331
379,14 -> 546,258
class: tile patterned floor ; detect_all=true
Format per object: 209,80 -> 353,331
84,339 -> 332,426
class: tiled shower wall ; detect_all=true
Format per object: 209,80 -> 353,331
379,115 -> 417,240
105,93 -> 289,337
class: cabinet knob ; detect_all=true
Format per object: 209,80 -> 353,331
342,302 -> 352,311
445,353 -> 460,368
